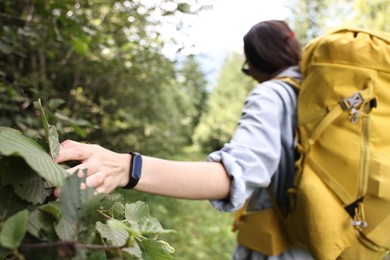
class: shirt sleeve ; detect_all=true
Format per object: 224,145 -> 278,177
208,83 -> 284,212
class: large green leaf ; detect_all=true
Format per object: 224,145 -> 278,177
1,157 -> 51,204
57,170 -> 95,223
55,170 -> 95,240
0,209 -> 29,249
0,127 -> 67,186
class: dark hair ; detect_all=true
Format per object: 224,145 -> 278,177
243,20 -> 301,75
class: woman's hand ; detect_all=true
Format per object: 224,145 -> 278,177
55,140 -> 130,194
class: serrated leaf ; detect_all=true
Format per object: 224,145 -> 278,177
1,156 -> 51,204
0,209 -> 29,249
48,125 -> 60,158
111,202 -> 125,219
33,99 -> 60,159
28,208 -> 57,242
142,239 -> 175,259
139,217 -> 175,236
57,170 -> 95,223
0,127 -> 67,186
55,171 -> 95,240
125,201 -> 150,222
122,241 -> 142,259
55,217 -> 76,241
125,201 -> 174,236
96,221 -> 129,247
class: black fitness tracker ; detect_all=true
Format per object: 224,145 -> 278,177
124,152 -> 142,189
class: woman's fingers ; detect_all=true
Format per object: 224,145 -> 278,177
55,140 -> 96,163
54,139 -> 128,194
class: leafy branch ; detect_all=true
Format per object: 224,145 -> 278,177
0,100 -> 177,259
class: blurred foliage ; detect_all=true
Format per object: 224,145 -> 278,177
193,52 -> 255,152
286,0 -> 390,45
0,0 -> 209,156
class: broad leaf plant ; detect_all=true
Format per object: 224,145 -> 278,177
0,100 -> 176,259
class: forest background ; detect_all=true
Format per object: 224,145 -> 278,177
0,0 -> 388,259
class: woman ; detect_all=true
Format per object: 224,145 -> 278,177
55,20 -> 312,259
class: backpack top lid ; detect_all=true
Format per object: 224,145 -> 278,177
300,28 -> 390,76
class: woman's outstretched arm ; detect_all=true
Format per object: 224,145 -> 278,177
55,140 -> 231,200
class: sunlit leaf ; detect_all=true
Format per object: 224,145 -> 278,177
41,203 -> 62,221
0,127 -> 67,186
122,241 -> 142,259
142,239 -> 175,259
139,217 -> 175,236
71,36 -> 89,56
0,210 -> 29,249
96,220 -> 129,247
125,201 -> 150,222
125,201 -> 175,236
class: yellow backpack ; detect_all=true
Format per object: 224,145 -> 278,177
234,28 -> 390,260
286,27 -> 390,260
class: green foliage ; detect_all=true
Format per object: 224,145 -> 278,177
193,52 -> 256,152
0,105 -> 176,259
287,0 -> 390,45
0,210 -> 29,249
0,0 -> 209,157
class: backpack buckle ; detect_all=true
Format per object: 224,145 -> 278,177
340,92 -> 363,111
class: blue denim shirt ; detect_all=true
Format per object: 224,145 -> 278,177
208,66 -> 301,212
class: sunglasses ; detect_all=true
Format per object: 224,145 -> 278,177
241,60 -> 250,76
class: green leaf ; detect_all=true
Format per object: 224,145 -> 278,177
0,40 -> 13,55
55,217 -> 76,241
111,201 -> 125,219
122,242 -> 142,259
96,220 -> 129,247
0,127 -> 67,186
71,37 -> 89,56
124,201 -> 150,223
0,180 -> 30,218
41,203 -> 62,220
57,170 -> 95,222
0,209 -> 29,249
142,239 -> 175,259
33,99 -> 60,159
125,201 -> 175,236
55,170 -> 95,240
1,157 -> 51,204
28,208 -> 57,242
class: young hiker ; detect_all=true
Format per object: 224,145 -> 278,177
55,20 -> 312,259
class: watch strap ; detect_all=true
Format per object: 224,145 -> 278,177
124,152 -> 142,189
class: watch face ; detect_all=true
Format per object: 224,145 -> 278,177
132,153 -> 142,180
